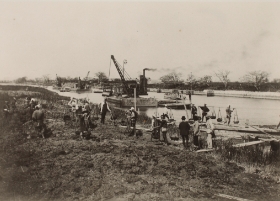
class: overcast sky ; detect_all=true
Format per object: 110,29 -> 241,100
0,1 -> 280,82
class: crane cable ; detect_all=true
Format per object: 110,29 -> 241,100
108,57 -> 112,79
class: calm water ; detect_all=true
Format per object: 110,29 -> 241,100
48,87 -> 280,126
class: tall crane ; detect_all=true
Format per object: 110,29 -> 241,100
56,74 -> 62,87
111,55 -> 136,97
85,71 -> 90,81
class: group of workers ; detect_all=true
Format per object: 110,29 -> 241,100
67,97 -> 140,137
190,103 -> 235,125
150,103 -> 235,150
2,96 -> 46,138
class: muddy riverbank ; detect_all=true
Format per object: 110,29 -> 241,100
0,86 -> 280,201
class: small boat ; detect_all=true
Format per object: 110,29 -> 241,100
158,103 -> 191,110
93,87 -> 103,93
164,89 -> 184,100
102,87 -> 113,96
60,87 -> 71,92
158,100 -> 177,105
206,90 -> 214,97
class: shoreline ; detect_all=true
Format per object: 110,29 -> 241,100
148,88 -> 280,100
2,84 -> 280,100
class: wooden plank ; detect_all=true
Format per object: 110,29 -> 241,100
196,148 -> 214,153
233,141 -> 265,148
216,193 -> 253,201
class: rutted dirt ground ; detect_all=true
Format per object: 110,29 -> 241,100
0,96 -> 280,201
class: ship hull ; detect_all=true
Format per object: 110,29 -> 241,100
107,97 -> 158,108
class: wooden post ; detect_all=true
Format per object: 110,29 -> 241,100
134,88 -> 136,136
189,91 -> 193,119
182,95 -> 189,120
134,88 -> 136,111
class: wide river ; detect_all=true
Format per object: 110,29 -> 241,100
47,87 -> 280,126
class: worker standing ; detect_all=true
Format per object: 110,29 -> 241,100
226,105 -> 234,125
151,115 -> 160,140
191,104 -> 197,119
179,116 -> 190,148
193,116 -> 200,149
159,115 -> 169,144
100,98 -> 111,124
201,104 -> 209,122
129,107 -> 138,136
68,98 -> 79,120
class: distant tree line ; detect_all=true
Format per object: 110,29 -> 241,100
7,70 -> 280,92
148,70 -> 280,92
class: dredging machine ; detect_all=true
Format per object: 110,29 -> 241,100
53,72 -> 92,93
106,55 -> 158,108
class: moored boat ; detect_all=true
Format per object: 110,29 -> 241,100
106,96 -> 158,108
93,87 -> 103,93
164,89 -> 184,100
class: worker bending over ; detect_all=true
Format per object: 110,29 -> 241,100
32,106 -> 46,138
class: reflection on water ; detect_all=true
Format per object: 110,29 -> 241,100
48,87 -> 280,125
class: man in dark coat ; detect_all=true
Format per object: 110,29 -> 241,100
179,116 -> 190,148
100,99 -> 111,124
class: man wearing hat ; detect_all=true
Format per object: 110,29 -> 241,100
100,98 -> 111,124
179,116 -> 191,148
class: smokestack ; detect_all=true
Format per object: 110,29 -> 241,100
143,68 -> 156,78
143,68 -> 156,71
141,68 -> 157,95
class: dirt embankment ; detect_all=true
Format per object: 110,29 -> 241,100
0,93 -> 280,201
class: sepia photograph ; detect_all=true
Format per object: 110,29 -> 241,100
0,1 -> 280,200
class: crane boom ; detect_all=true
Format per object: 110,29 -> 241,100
85,71 -> 90,81
111,55 -> 131,95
